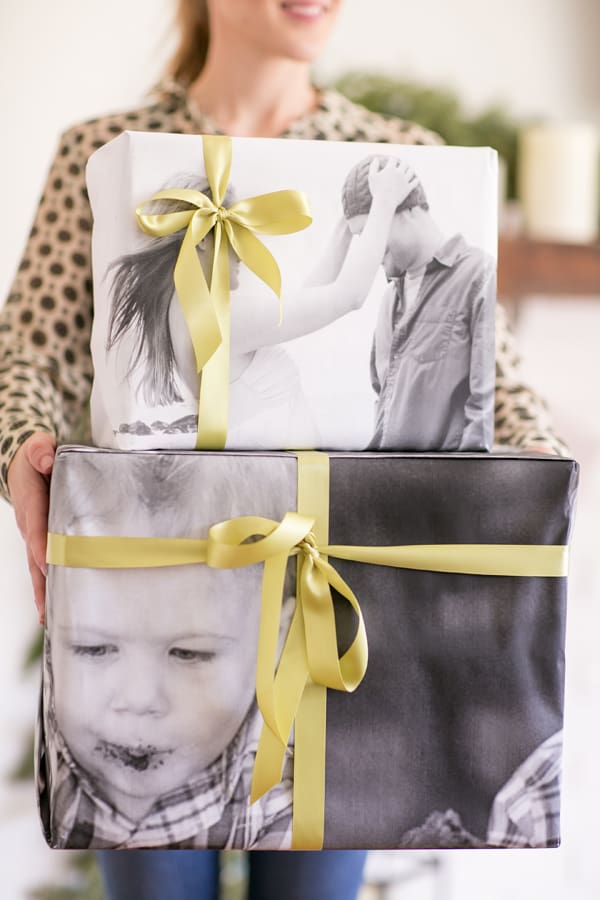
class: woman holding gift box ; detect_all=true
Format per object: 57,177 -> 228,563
0,0 -> 568,897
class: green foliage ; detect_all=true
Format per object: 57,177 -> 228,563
10,629 -> 43,780
8,630 -> 43,781
28,852 -> 104,900
28,851 -> 248,900
22,628 -> 44,671
10,731 -> 35,781
334,72 -> 520,198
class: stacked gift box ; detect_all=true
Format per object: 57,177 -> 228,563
37,132 -> 578,851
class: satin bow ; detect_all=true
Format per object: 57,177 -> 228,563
136,135 -> 312,448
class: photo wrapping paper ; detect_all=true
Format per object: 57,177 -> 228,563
38,446 -> 577,850
86,133 -> 497,452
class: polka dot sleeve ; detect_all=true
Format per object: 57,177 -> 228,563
494,303 -> 569,455
0,126 -> 95,500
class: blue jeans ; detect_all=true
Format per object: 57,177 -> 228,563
97,849 -> 368,900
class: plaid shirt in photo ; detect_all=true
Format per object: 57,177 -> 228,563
487,730 -> 562,848
39,701 -> 293,851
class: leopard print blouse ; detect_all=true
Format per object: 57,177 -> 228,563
0,83 -> 567,500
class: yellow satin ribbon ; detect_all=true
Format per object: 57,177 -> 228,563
46,532 -> 569,579
290,449 -> 330,848
135,135 -> 312,448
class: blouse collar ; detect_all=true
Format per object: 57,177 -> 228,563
152,78 -> 343,139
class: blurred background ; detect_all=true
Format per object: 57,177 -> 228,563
1,1 -> 598,897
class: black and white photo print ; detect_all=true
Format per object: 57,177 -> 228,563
39,447 -> 577,851
42,449 -> 298,850
341,155 -> 495,451
87,133 -> 497,452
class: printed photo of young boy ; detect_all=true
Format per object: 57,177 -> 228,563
42,451 -> 297,850
40,449 -> 567,852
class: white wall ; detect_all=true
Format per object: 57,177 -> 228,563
319,0 -> 600,122
0,0 -> 174,299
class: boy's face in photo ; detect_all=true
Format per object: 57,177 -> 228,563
347,206 -> 424,277
50,562 -> 262,819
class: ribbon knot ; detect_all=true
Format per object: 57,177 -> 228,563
297,532 -> 320,561
135,134 -> 312,449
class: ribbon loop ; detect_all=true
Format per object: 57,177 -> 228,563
135,135 -> 312,448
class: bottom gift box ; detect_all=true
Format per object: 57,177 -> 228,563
38,446 -> 578,851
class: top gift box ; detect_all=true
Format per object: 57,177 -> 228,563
86,133 -> 497,452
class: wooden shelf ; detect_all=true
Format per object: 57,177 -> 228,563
498,236 -> 600,299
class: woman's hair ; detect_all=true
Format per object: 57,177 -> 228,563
106,174 -> 234,407
168,0 -> 210,88
107,234 -> 184,406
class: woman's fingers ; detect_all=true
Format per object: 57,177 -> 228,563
27,545 -> 46,625
523,444 -> 558,455
6,433 -> 56,622
25,474 -> 51,576
24,432 -> 56,475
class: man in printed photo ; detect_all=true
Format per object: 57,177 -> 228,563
342,155 -> 496,451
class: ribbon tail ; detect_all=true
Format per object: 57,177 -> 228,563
175,220 -> 222,375
292,681 -> 327,850
228,222 -> 282,298
254,553 -> 291,742
195,224 -> 231,449
251,604 -> 310,802
251,722 -> 295,805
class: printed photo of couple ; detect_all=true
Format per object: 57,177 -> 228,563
89,137 -> 497,453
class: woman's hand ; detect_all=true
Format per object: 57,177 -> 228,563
368,157 -> 418,211
7,432 -> 56,625
524,444 -> 559,455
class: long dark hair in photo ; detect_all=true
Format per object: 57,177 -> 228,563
106,176 -> 234,407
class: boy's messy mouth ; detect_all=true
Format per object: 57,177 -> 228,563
95,740 -> 173,772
